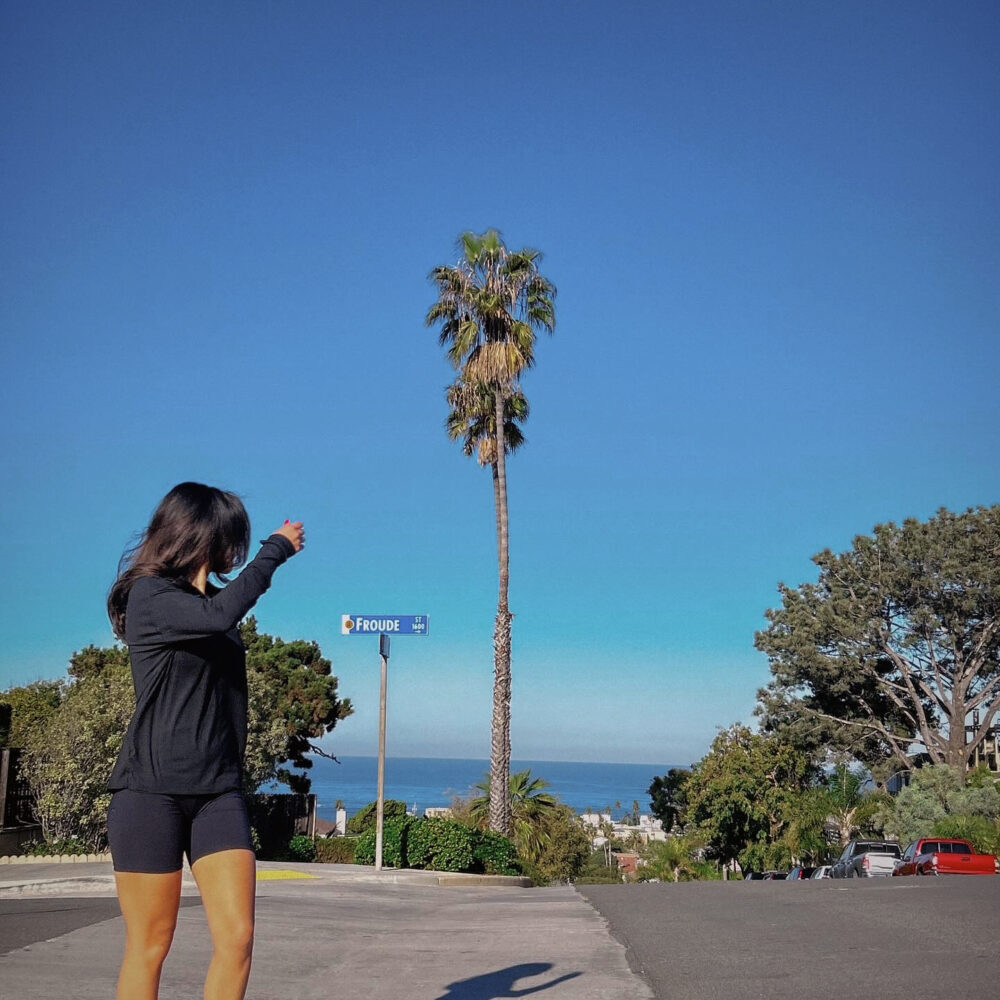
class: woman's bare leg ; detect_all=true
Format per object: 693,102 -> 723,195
191,848 -> 256,1000
114,870 -> 182,1000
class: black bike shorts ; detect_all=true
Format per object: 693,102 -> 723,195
107,788 -> 254,873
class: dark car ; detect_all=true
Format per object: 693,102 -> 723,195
786,866 -> 817,880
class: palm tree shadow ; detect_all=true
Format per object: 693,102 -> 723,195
435,962 -> 582,1000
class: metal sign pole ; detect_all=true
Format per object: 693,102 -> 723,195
341,616 -> 426,871
374,632 -> 390,872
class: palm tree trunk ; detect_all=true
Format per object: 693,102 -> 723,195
489,388 -> 513,836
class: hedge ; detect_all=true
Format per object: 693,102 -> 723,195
474,830 -> 521,876
406,818 -> 476,872
314,837 -> 358,864
352,817 -> 519,875
354,816 -> 413,867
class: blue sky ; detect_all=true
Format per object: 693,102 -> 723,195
1,1 -> 997,766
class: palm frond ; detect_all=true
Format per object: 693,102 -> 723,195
427,229 -> 556,388
444,376 -> 528,465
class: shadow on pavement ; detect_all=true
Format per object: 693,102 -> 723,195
435,962 -> 582,999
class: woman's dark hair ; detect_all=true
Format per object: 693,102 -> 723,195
108,482 -> 251,640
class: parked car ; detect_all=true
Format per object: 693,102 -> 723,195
786,866 -> 817,880
810,865 -> 833,879
831,840 -> 902,878
893,838 -> 999,877
761,870 -> 788,880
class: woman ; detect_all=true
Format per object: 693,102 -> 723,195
106,482 -> 304,1000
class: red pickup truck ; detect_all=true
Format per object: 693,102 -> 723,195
892,838 -> 998,877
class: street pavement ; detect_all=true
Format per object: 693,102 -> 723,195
579,876 -> 1000,1000
6,862 -> 1000,999
0,861 -> 654,999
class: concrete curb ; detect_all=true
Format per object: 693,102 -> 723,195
0,853 -> 112,864
0,875 -> 119,896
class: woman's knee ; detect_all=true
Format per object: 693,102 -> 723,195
213,917 -> 255,960
125,922 -> 176,966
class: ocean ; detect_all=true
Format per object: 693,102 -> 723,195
271,755 -> 678,822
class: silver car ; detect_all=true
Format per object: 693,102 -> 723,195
831,840 -> 902,878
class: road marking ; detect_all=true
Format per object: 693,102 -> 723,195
256,870 -> 319,881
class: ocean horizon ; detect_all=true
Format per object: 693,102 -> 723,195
268,755 -> 682,821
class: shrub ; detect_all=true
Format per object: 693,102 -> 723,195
346,799 -> 408,835
406,818 -> 477,873
346,816 -> 518,875
573,850 -> 623,884
286,834 -> 317,862
19,650 -> 132,851
521,805 -> 592,885
354,830 -> 375,865
23,837 -> 89,857
473,830 -> 520,876
353,816 -> 413,867
932,814 -> 1000,855
314,837 -> 357,864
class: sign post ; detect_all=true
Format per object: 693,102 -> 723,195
374,632 -> 390,872
342,615 -> 428,872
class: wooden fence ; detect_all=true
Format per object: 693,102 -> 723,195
247,792 -> 317,858
0,748 -> 36,829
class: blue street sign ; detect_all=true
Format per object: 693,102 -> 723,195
341,614 -> 429,636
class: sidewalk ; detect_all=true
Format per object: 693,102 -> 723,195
0,858 -> 532,896
0,860 -> 656,999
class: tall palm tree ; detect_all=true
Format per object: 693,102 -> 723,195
427,229 -> 556,835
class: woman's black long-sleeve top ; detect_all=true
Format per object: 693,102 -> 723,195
107,534 -> 296,795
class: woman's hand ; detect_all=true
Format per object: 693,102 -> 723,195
273,520 -> 305,553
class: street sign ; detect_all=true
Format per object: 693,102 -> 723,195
341,613 -> 429,873
341,614 -> 428,636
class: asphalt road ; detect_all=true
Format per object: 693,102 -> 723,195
578,876 -> 1000,1000
5,868 -> 998,999
0,873 -> 652,1000
0,896 -> 201,954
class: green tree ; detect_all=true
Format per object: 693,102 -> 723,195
426,229 -> 556,835
468,769 -> 559,862
647,768 -> 691,832
20,646 -> 134,849
931,814 -> 1000,855
684,724 -> 817,873
6,620 -> 349,848
818,763 -> 888,846
520,804 -> 593,885
241,618 -> 352,792
346,799 -> 408,835
638,834 -> 706,883
756,506 -> 1000,776
882,764 -> 1000,844
0,679 -> 65,751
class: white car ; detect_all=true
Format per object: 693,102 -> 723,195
810,865 -> 833,879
